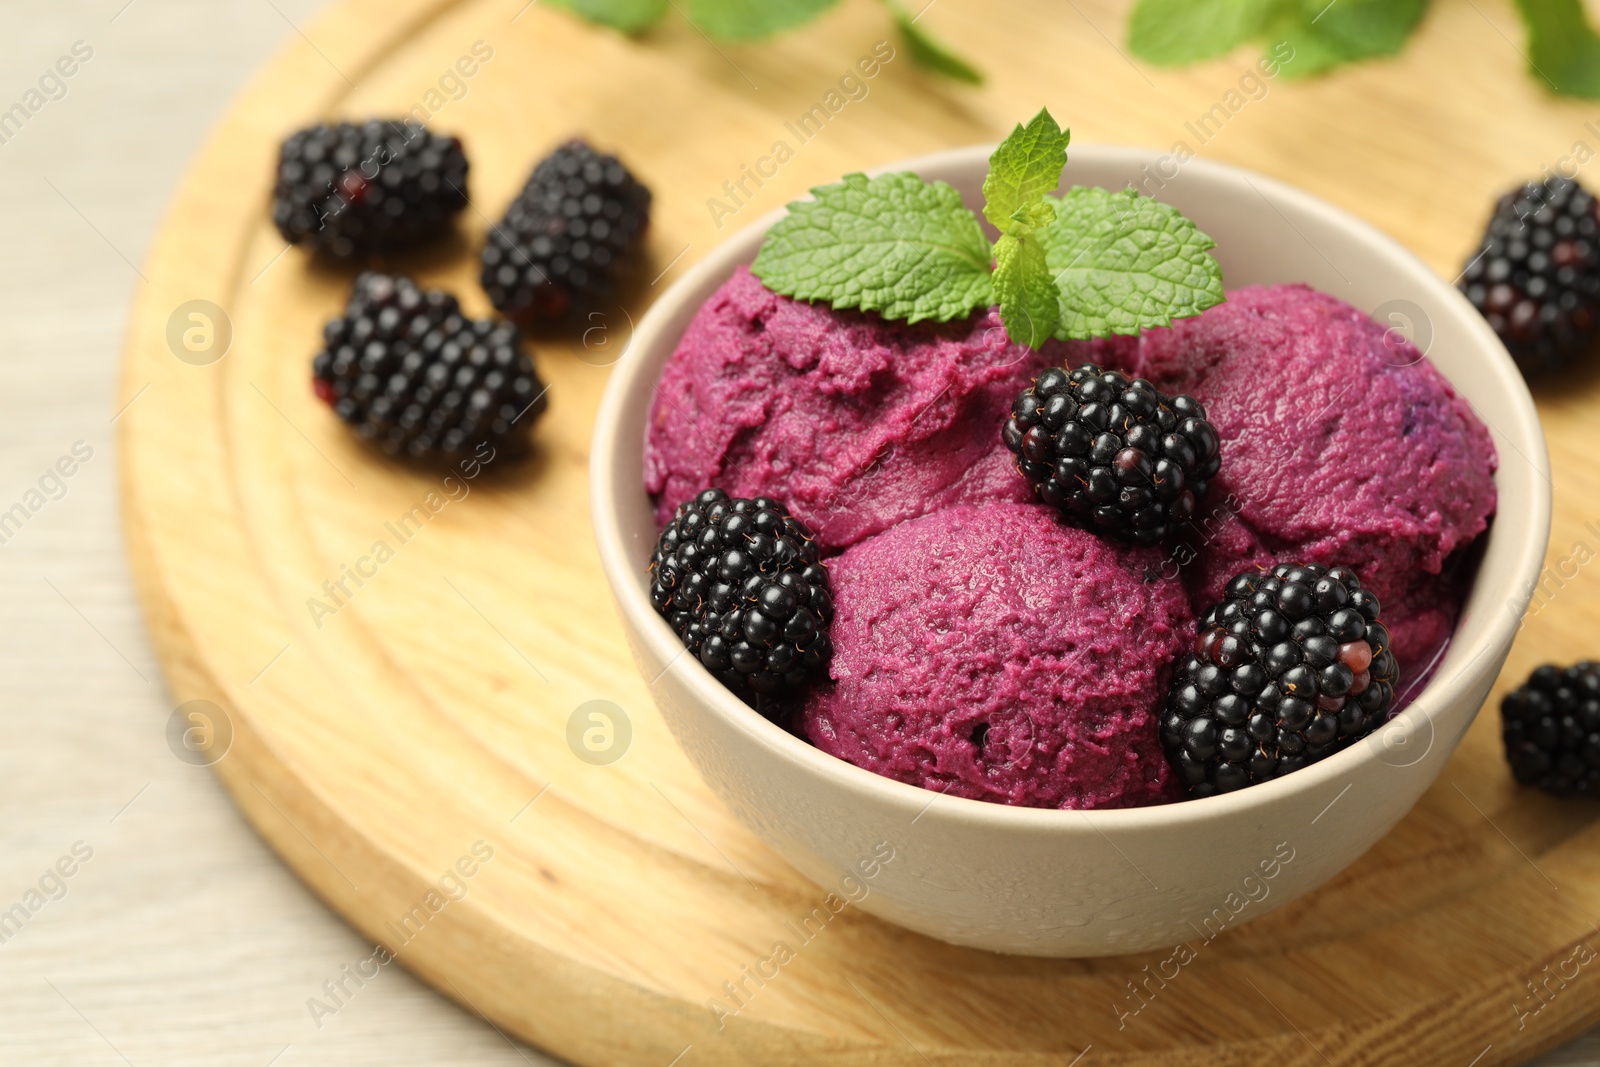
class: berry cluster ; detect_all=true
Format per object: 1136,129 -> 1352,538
1501,663 -> 1600,795
1460,176 -> 1600,375
481,139 -> 653,327
1002,365 -> 1220,545
312,273 -> 546,463
649,490 -> 833,707
272,120 -> 469,258
1162,563 -> 1399,797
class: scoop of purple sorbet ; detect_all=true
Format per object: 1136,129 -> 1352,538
1070,284 -> 1498,671
800,503 -> 1192,810
644,266 -> 1056,552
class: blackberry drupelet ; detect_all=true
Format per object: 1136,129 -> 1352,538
272,120 -> 469,258
312,273 -> 547,463
1459,176 -> 1600,375
480,139 -> 652,327
649,489 -> 833,709
1501,662 -> 1600,796
1001,364 -> 1220,545
1161,562 -> 1400,797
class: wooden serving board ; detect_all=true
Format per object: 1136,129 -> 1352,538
118,0 -> 1600,1063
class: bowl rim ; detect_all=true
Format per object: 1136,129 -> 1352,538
590,143 -> 1552,833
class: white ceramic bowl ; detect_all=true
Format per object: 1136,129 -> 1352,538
590,145 -> 1551,956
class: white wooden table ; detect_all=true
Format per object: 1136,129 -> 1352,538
0,2 -> 1594,1064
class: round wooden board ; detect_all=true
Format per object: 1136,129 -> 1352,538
118,0 -> 1600,1063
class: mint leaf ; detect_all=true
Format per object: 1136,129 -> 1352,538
1127,0 -> 1280,65
1039,186 -> 1225,340
685,0 -> 841,40
983,109 -> 1069,235
1272,0 -> 1428,78
993,233 -> 1060,349
546,0 -> 668,33
1516,0 -> 1600,97
882,0 -> 985,83
751,172 -> 994,324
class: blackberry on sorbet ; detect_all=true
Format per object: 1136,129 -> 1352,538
649,490 -> 832,710
272,120 -> 469,258
1501,662 -> 1600,796
312,273 -> 547,463
480,139 -> 652,327
1162,563 -> 1400,797
1001,364 -> 1220,545
1459,176 -> 1600,375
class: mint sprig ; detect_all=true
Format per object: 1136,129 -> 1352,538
749,172 -> 994,324
750,107 -> 1226,349
982,109 -> 1070,234
1043,187 -> 1226,338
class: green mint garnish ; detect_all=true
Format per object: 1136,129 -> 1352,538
984,109 -> 1068,347
982,109 -> 1070,233
993,229 -> 1061,349
1040,187 -> 1227,339
751,107 -> 1225,349
749,172 -> 994,324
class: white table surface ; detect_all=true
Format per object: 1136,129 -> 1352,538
0,3 -> 1595,1065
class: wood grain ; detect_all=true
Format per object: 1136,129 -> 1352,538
117,0 -> 1600,1063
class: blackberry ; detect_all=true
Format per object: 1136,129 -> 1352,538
272,120 -> 469,258
312,273 -> 547,463
480,139 -> 651,327
1001,364 -> 1220,545
1501,662 -> 1600,795
1459,176 -> 1600,375
1161,563 -> 1400,797
649,489 -> 833,709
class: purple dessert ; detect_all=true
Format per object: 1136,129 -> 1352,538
800,504 -> 1192,810
644,276 -> 1498,807
644,266 -> 1056,553
1072,284 -> 1498,671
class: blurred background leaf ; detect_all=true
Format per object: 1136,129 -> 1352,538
1518,0 -> 1600,97
1128,0 -> 1600,97
683,0 -> 843,40
1271,0 -> 1430,78
883,0 -> 985,83
545,0 -> 985,81
543,0 -> 668,33
1127,0 -> 1278,66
